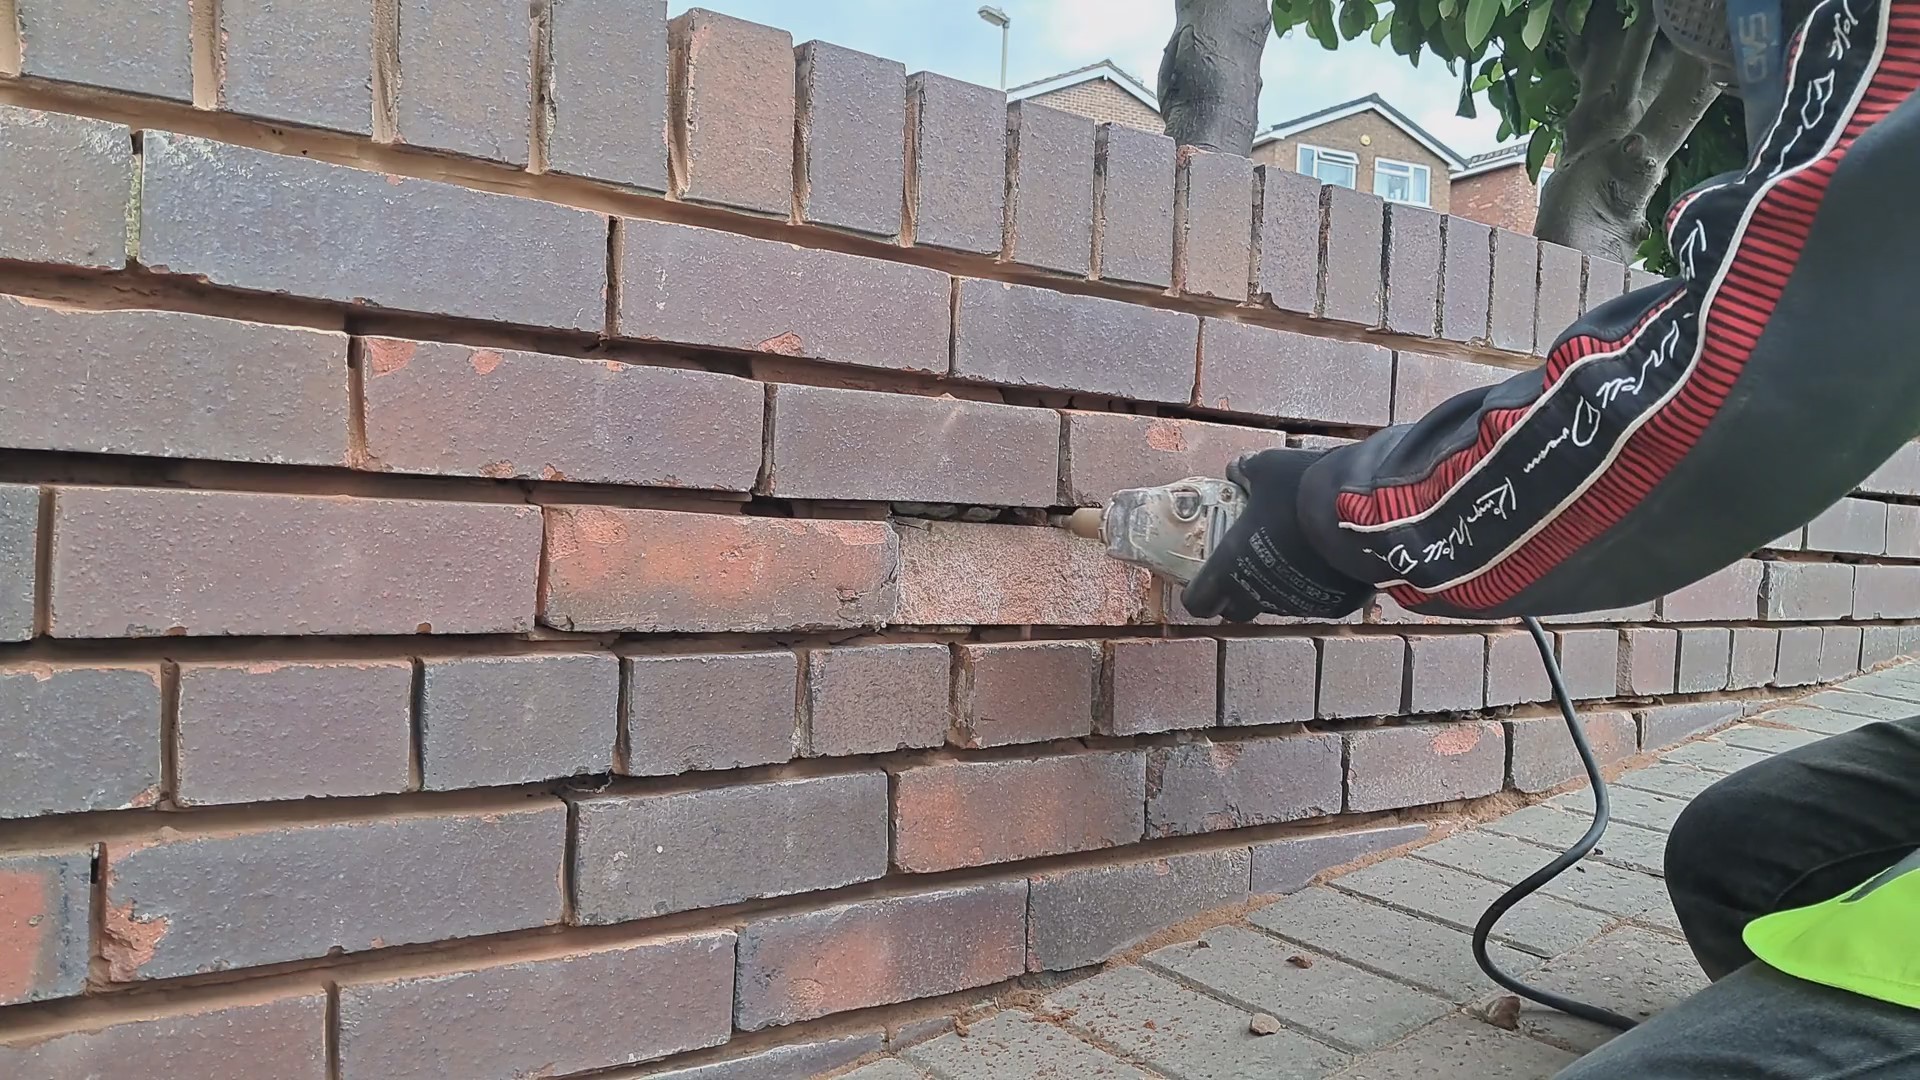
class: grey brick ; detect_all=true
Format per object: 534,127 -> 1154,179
1804,688 -> 1919,720
1253,164 -> 1322,312
1861,625 -> 1907,668
1551,784 -> 1690,832
895,752 -> 1145,870
420,654 -> 617,789
619,218 -> 949,372
1677,626 -> 1732,692
0,485 -> 38,642
1322,186 -> 1385,326
1440,216 -> 1492,343
905,72 -> 1005,254
1862,442 -> 1920,496
1198,321 -> 1393,427
1482,804 -> 1669,876
1505,710 -> 1636,793
1390,353 -> 1508,424
0,106 -> 130,269
1535,241 -> 1583,356
338,934 -> 735,1079
1730,627 -> 1779,689
1489,228 -> 1537,353
805,644 -> 950,756
1344,722 -> 1503,812
794,41 -> 905,235
1555,628 -> 1620,700
1406,633 -> 1485,713
1583,255 -> 1627,312
0,849 -> 91,1005
1027,849 -> 1250,971
1538,600 -> 1658,624
1095,123 -> 1176,287
572,773 -> 887,922
1775,625 -> 1825,684
1004,102 -> 1094,274
0,995 -> 326,1080
547,0 -> 670,192
1760,704 -> 1879,736
0,665 -> 160,819
17,0 -> 191,100
1805,497 -> 1887,554
1854,564 -> 1920,618
1323,1015 -> 1576,1080
1886,503 -> 1920,557
1629,266 -> 1668,291
1843,665 -> 1920,699
1145,925 -> 1448,1053
1637,699 -> 1744,751
1059,411 -> 1288,507
736,882 -> 1026,1030
953,278 -> 1197,402
1662,738 -> 1774,774
622,652 -> 797,776
395,0 -> 529,161
646,1033 -> 887,1080
1333,858 -> 1610,958
220,0 -> 371,133
1762,561 -> 1855,620
1045,967 -> 1349,1080
1821,624 -> 1866,681
953,640 -> 1096,747
1485,629 -> 1551,706
1719,722 -> 1825,753
1102,637 -> 1217,735
667,10 -> 793,214
1410,830 -> 1669,922
176,661 -> 412,806
1251,886 -> 1539,1002
1147,735 -> 1342,837
101,804 -> 564,980
1383,204 -> 1442,336
1618,626 -> 1678,695
1616,762 -> 1721,800
141,135 -> 604,331
1769,525 -> 1805,550
1250,823 -> 1431,894
1318,635 -> 1405,718
1175,148 -> 1254,300
1659,559 -> 1763,621
1489,928 -> 1707,1053
907,1012 -> 1152,1080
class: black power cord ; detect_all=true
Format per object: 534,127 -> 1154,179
1469,616 -> 1641,1032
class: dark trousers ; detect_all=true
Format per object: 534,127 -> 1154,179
1558,717 -> 1920,1077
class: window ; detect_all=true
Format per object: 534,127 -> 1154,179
1298,144 -> 1358,189
1373,158 -> 1432,207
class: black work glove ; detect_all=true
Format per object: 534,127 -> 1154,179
1180,449 -> 1374,622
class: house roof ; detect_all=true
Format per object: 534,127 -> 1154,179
1008,60 -> 1159,111
1253,94 -> 1468,170
1451,142 -> 1531,179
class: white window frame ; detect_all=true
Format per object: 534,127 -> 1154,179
1297,143 -> 1359,189
1537,165 -> 1556,206
1373,157 -> 1432,207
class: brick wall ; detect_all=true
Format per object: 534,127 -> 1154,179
0,4 -> 1912,1077
1452,162 -> 1542,234
1253,112 -> 1454,214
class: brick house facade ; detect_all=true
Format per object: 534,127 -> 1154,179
1011,62 -> 1164,133
1451,145 -> 1555,234
1252,102 -> 1461,215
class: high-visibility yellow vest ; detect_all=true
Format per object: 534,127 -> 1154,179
1744,848 -> 1920,1009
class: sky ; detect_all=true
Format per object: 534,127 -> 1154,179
667,0 -> 1512,158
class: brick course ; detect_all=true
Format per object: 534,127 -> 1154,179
547,0 -> 671,191
894,753 -> 1146,871
1174,149 -> 1254,300
0,996 -> 326,1080
419,654 -> 618,788
1346,722 -> 1505,811
623,652 -> 798,775
668,10 -> 794,214
795,41 -> 906,236
1197,321 -> 1392,427
805,644 -> 951,755
396,0 -> 529,163
906,73 -> 1006,253
953,279 -> 1198,402
1060,412 -> 1288,507
1095,124 -> 1177,287
953,641 -> 1097,747
176,661 -> 412,804
1147,736 -> 1342,836
1005,102 -> 1095,275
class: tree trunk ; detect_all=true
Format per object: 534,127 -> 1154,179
1535,6 -> 1721,260
1158,0 -> 1272,155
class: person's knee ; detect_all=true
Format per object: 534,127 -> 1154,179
1665,764 -> 1773,888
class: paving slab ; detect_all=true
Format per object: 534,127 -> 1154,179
1321,1015 -> 1578,1080
1408,831 -> 1670,922
1612,762 -> 1721,800
1045,966 -> 1350,1080
1330,859 -> 1611,958
1839,672 -> 1920,702
1479,805 -> 1669,877
1249,886 -> 1540,1002
837,1061 -> 930,1080
1662,738 -> 1775,774
1717,723 -> 1824,754
1144,926 -> 1451,1053
1751,704 -> 1882,735
1483,927 -> 1709,1054
1801,689 -> 1919,721
903,1011 -> 1152,1079
1549,785 -> 1689,832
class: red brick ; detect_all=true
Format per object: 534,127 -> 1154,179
1886,504 -> 1920,558
0,995 -> 326,1079
393,0 -> 529,162
361,339 -> 761,489
805,643 -> 950,756
1805,497 -> 1887,555
1406,633 -> 1485,713
1253,164 -> 1322,313
795,41 -> 906,236
1639,700 -> 1742,750
953,641 -> 1096,747
15,0 -> 191,100
1555,628 -> 1620,700
1102,637 -> 1217,735
49,487 -> 541,638
764,384 -> 1057,505
1322,186 -> 1386,326
1094,123 -> 1176,286
905,73 -> 1006,254
1861,442 -> 1920,497
1677,627 -> 1733,693
667,9 -> 793,214
542,507 -> 898,633
1060,411 -> 1288,507
894,520 -> 1151,626
1383,204 -> 1442,337
1486,629 -> 1552,707
0,485 -> 34,643
1147,734 -> 1341,836
1730,627 -> 1779,689
1196,321 -> 1393,426
0,106 -> 130,269
1346,721 -> 1505,811
0,849 -> 91,1005
1390,352 -> 1509,425
1318,636 -> 1405,718
1821,624 -> 1865,681
734,882 -> 1026,1030
1174,147 -> 1254,300
952,278 -> 1199,402
1004,101 -> 1095,275
101,804 -> 564,980
218,0 -> 368,132
175,661 -> 412,805
1440,216 -> 1492,343
1659,559 -> 1764,621
1489,228 -> 1537,353
0,665 -> 159,818
1220,637 -> 1317,725
1775,625 -> 1824,685
572,774 -> 886,921
546,0 -> 670,192
1583,256 -> 1627,312
893,752 -> 1145,872
1250,823 -> 1431,894
141,135 -> 605,330
647,1035 -> 885,1080
420,654 -> 618,789
1027,849 -> 1250,971
1535,241 -> 1583,356
623,652 -> 797,775
1506,710 -> 1636,793
338,934 -> 735,1079
1763,561 -> 1855,620
1618,627 -> 1679,695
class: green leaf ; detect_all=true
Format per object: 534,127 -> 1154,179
1338,0 -> 1369,40
1372,12 -> 1396,43
1464,0 -> 1499,47
1309,0 -> 1340,46
1567,0 -> 1594,32
1391,5 -> 1424,54
1521,0 -> 1554,48
1438,0 -> 1457,17
1420,0 -> 1442,25
1457,63 -> 1478,118
1526,125 -> 1554,180
1502,0 -> 1526,13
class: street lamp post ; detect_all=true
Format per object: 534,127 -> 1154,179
978,6 -> 1010,90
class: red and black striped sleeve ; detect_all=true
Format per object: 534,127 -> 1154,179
1296,0 -> 1920,619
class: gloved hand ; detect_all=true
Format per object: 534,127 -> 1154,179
1180,448 -> 1375,622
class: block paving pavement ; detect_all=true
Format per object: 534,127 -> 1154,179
828,662 -> 1920,1079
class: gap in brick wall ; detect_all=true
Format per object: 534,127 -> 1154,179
0,0 -> 16,77
188,0 -> 223,111
527,0 -> 554,175
370,0 -> 400,143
